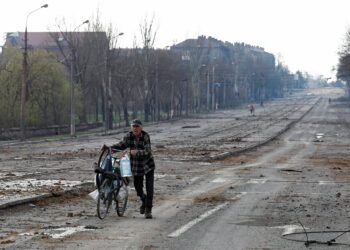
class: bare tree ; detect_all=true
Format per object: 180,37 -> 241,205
138,16 -> 157,122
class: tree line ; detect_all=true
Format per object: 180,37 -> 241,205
0,16 -> 308,132
337,29 -> 350,97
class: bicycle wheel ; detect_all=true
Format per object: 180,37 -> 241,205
115,182 -> 128,216
97,179 -> 112,219
96,148 -> 110,188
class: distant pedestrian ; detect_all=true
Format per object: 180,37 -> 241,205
260,100 -> 264,107
249,104 -> 255,116
328,98 -> 331,104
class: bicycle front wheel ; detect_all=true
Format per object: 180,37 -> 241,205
96,148 -> 110,188
97,179 -> 112,219
115,184 -> 128,216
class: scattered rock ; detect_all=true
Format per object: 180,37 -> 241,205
280,169 -> 302,173
85,225 -> 99,230
181,125 -> 200,129
0,240 -> 15,244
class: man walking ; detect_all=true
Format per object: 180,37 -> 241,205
103,119 -> 155,219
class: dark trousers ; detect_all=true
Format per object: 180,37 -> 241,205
133,170 -> 154,208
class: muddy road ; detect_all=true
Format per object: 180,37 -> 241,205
1,87 -> 349,249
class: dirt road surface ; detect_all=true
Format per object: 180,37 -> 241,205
1,87 -> 349,249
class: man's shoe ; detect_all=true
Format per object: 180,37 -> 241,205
145,208 -> 152,219
140,205 -> 145,214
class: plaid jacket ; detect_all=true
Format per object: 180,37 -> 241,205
112,130 -> 155,176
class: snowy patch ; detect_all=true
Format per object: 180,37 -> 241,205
319,180 -> 335,185
0,179 -> 83,191
212,177 -> 227,183
45,226 -> 95,239
247,178 -> 267,184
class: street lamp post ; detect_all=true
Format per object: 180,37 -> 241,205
211,66 -> 216,110
20,4 -> 48,140
69,20 -> 89,137
206,68 -> 210,110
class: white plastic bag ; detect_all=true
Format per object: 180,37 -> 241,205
88,189 -> 99,201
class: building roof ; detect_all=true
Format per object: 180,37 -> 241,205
4,31 -> 106,49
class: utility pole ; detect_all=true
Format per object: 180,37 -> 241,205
212,66 -> 215,110
70,56 -> 75,136
206,69 -> 210,110
20,4 -> 48,140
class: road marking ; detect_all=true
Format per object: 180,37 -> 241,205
273,225 -> 308,235
168,202 -> 228,238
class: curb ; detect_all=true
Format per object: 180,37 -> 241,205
203,97 -> 321,161
0,182 -> 94,210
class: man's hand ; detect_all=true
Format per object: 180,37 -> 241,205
101,144 -> 110,151
130,150 -> 138,156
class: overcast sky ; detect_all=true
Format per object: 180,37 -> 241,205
1,0 -> 350,79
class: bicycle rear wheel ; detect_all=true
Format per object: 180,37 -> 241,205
115,184 -> 128,216
97,179 -> 112,219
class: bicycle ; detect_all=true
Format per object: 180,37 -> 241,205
94,148 -> 129,220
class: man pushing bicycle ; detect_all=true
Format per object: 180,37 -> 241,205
102,119 -> 155,219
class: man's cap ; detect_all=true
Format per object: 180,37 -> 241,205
131,119 -> 142,126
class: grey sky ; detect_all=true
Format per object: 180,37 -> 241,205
2,0 -> 350,79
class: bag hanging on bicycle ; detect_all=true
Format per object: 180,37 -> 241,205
120,154 -> 132,177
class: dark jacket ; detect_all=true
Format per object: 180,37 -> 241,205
112,130 -> 155,176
